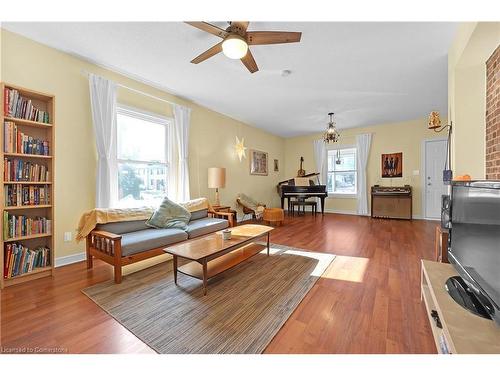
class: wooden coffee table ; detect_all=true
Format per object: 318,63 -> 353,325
163,224 -> 273,295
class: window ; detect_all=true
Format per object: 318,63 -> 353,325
116,106 -> 171,208
327,147 -> 357,195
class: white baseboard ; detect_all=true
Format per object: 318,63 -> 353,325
55,251 -> 86,267
324,209 -> 427,221
324,208 -> 359,216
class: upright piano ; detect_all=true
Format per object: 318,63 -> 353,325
371,185 -> 412,220
277,173 -> 328,214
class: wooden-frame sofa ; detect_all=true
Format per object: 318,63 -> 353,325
86,207 -> 234,283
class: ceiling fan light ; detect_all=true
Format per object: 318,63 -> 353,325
222,35 -> 248,59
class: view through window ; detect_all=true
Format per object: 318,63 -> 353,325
116,107 -> 170,208
327,147 -> 357,195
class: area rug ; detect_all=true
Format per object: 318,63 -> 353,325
82,243 -> 335,354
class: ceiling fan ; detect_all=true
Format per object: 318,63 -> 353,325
185,21 -> 302,73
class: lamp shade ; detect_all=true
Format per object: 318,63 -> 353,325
208,167 -> 226,189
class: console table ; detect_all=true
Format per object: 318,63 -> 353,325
420,260 -> 500,353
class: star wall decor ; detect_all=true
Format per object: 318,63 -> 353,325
234,136 -> 247,162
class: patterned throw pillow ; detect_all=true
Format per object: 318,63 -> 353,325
146,196 -> 191,230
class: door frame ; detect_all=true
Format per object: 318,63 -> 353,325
421,137 -> 448,220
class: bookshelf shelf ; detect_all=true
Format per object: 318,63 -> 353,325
6,265 -> 52,280
3,266 -> 52,287
1,82 -> 55,288
4,116 -> 53,128
4,153 -> 52,159
4,233 -> 52,242
4,205 -> 52,210
4,181 -> 52,185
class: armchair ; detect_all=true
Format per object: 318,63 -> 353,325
236,193 -> 266,220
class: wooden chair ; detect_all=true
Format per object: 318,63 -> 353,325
236,196 -> 266,220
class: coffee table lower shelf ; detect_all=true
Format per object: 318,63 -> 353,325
177,242 -> 265,281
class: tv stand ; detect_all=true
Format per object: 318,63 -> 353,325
420,260 -> 500,353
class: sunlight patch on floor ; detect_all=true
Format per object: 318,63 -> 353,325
321,255 -> 370,283
264,246 -> 336,277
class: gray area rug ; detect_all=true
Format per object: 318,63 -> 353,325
82,243 -> 335,354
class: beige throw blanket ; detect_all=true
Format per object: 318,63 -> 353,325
76,198 -> 212,242
76,207 -> 155,242
237,193 -> 266,219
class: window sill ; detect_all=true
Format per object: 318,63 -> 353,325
327,194 -> 357,199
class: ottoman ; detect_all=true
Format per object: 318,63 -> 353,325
263,208 -> 285,226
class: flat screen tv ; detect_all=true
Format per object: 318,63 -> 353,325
449,181 -> 500,324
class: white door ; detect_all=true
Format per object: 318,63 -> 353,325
424,139 -> 448,219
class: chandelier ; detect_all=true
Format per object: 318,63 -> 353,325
323,112 -> 341,143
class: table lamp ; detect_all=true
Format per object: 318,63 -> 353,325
208,167 -> 226,207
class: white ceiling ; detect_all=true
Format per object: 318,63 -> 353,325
2,22 -> 457,137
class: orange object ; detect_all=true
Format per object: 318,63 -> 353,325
454,174 -> 471,181
263,208 -> 285,226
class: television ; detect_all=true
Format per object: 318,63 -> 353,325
448,180 -> 500,325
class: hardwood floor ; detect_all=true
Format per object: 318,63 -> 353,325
0,213 -> 437,354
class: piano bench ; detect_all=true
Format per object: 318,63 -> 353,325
290,200 -> 317,216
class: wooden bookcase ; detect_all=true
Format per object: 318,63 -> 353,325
1,83 -> 55,288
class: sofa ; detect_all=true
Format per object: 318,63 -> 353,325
86,206 -> 233,283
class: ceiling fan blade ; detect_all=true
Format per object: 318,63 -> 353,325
241,49 -> 259,73
185,22 -> 229,38
246,31 -> 302,45
231,21 -> 250,33
191,42 -> 223,64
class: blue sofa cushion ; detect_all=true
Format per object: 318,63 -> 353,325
186,217 -> 228,239
189,209 -> 208,221
96,220 -> 149,234
120,228 -> 188,256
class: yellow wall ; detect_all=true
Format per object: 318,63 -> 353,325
284,118 -> 443,216
449,22 -> 500,178
1,29 -> 285,259
4,23 -> 496,261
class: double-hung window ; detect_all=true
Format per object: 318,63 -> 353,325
327,147 -> 357,195
116,105 -> 171,208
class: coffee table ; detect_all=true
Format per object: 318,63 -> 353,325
163,224 -> 273,295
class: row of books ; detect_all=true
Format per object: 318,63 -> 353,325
3,158 -> 50,182
4,184 -> 50,207
3,212 -> 52,239
4,121 -> 50,155
3,88 -> 50,124
3,244 -> 51,279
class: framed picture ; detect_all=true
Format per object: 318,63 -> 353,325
381,152 -> 403,178
274,159 -> 279,172
250,149 -> 268,176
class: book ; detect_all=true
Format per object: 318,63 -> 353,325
3,121 -> 50,155
3,243 -> 51,278
3,213 -> 51,239
3,158 -> 50,182
3,88 -> 50,124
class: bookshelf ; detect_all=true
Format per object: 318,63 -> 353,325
1,83 -> 55,288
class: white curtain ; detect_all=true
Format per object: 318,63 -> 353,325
356,133 -> 372,215
88,74 -> 118,208
313,139 -> 327,184
173,104 -> 191,202
313,139 -> 327,207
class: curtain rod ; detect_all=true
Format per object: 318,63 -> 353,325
81,69 -> 178,107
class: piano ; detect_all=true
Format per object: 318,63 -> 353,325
277,173 -> 328,214
371,185 -> 412,220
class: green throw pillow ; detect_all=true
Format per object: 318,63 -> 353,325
146,196 -> 191,230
